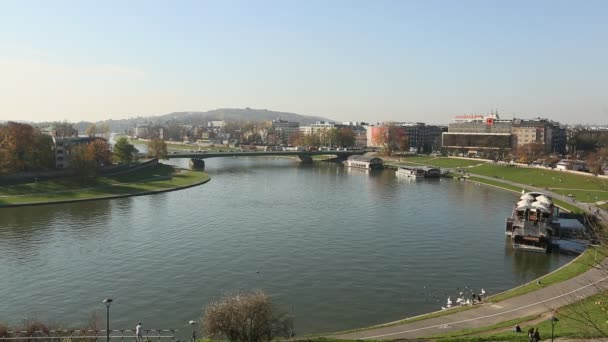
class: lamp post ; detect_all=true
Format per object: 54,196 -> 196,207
548,315 -> 559,342
103,299 -> 113,342
188,321 -> 197,342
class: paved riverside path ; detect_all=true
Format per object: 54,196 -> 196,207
334,263 -> 608,340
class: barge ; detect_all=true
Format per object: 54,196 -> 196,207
505,192 -> 556,253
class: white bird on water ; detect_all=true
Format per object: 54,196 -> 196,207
481,288 -> 486,296
446,296 -> 452,307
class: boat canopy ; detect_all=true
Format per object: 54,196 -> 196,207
536,195 -> 552,205
520,194 -> 534,201
531,201 -> 551,213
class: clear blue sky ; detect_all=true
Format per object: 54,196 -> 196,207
1,0 -> 606,124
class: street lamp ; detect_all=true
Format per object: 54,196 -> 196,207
103,299 -> 113,342
548,315 -> 559,342
188,321 -> 197,342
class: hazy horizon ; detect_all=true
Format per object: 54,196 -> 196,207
1,0 -> 607,124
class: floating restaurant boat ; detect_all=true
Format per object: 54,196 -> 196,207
505,192 -> 556,253
345,155 -> 384,169
395,166 -> 441,178
396,166 -> 425,178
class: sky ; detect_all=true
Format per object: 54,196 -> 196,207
0,0 -> 607,124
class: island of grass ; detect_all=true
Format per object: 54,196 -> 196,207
0,163 -> 209,207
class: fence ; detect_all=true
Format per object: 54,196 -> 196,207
0,329 -> 177,342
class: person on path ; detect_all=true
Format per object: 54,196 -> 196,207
527,327 -> 535,342
533,328 -> 541,342
136,322 -> 143,342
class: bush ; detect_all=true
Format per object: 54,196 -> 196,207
202,290 -> 293,342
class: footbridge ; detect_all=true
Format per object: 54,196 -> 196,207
166,150 -> 366,169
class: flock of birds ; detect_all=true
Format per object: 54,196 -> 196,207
440,288 -> 486,310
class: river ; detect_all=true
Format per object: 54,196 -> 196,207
0,157 -> 574,336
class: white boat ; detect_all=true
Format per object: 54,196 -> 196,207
505,192 -> 555,253
396,166 -> 425,178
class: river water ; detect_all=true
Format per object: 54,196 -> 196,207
0,157 -> 573,336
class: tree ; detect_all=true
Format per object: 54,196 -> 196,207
516,142 -> 546,164
202,290 -> 293,342
87,139 -> 112,168
587,147 -> 608,175
70,144 -> 96,183
399,135 -> 410,152
113,137 -> 138,164
0,122 -> 56,173
147,138 -> 168,159
85,124 -> 98,137
52,121 -> 76,137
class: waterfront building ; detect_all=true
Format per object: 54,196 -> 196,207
442,113 -> 513,158
52,136 -> 107,169
512,118 -> 566,155
366,122 -> 442,152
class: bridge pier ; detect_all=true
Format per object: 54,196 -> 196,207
297,154 -> 313,163
189,158 -> 205,170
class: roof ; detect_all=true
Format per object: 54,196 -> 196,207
347,155 -> 383,163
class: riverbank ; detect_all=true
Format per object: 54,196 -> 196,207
0,164 -> 210,207
326,156 -> 608,340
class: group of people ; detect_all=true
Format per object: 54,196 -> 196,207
514,324 -> 541,342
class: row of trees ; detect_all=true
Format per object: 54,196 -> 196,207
0,122 -> 55,173
0,122 -> 145,178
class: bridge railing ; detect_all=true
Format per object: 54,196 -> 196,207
0,329 -> 177,342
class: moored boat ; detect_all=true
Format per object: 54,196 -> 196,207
506,192 -> 556,253
396,166 -> 425,178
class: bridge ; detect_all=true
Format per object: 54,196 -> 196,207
165,150 -> 366,169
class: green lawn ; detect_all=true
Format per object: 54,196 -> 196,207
388,156 -> 487,168
469,164 -> 608,192
466,176 -> 583,213
488,246 -> 604,303
451,291 -> 608,341
0,164 -> 209,206
430,315 -> 541,341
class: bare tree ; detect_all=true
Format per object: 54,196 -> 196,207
201,290 -> 293,342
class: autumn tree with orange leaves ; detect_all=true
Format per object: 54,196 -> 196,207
0,122 -> 55,173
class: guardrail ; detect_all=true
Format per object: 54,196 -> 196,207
0,329 -> 178,341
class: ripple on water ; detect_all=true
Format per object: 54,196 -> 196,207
0,159 -> 574,335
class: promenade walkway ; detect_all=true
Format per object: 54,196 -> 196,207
335,261 -> 608,340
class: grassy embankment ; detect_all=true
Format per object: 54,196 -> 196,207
309,290 -> 608,342
0,164 -> 209,207
318,156 -> 604,333
434,290 -> 608,341
468,163 -> 608,202
385,155 -> 486,168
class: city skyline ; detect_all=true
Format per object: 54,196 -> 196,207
1,0 -> 607,124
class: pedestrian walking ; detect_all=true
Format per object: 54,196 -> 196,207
135,322 -> 143,342
533,328 -> 541,342
527,327 -> 534,342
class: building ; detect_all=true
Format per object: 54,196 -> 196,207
52,136 -> 107,169
512,118 -> 566,155
271,119 -> 299,145
299,121 -> 336,136
442,113 -> 513,158
365,122 -> 441,152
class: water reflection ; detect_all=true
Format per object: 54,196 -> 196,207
0,158 -> 575,335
